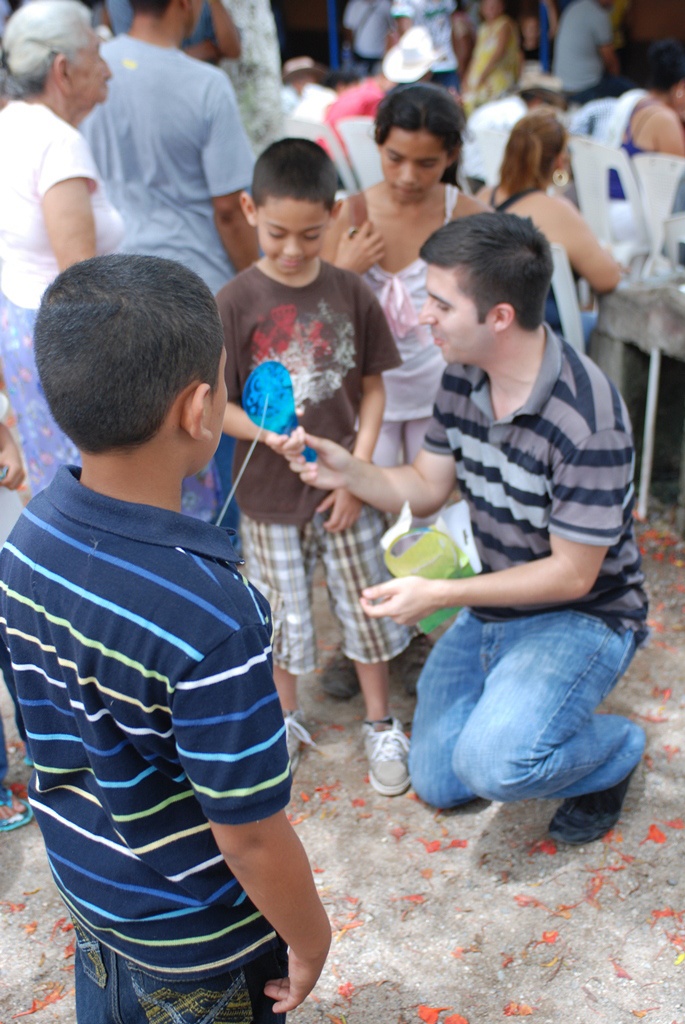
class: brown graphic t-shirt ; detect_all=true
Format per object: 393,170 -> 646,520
217,261 -> 401,525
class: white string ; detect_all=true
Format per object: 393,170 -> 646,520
215,395 -> 269,527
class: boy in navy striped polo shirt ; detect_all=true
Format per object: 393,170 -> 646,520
0,255 -> 330,1022
289,213 -> 648,846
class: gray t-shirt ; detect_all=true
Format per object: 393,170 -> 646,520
81,36 -> 254,295
553,0 -> 612,93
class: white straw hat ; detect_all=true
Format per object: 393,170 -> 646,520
382,26 -> 443,84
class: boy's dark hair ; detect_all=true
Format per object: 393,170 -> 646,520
420,213 -> 553,331
647,39 -> 685,93
252,138 -> 339,210
35,254 -> 224,454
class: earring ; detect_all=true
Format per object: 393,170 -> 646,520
552,168 -> 569,189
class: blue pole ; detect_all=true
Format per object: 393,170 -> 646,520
327,0 -> 340,68
539,0 -> 550,72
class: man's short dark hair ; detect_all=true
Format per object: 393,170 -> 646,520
130,0 -> 173,15
251,138 -> 338,210
35,254 -> 224,454
420,213 -> 553,331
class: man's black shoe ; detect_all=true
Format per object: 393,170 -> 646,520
548,768 -> 637,845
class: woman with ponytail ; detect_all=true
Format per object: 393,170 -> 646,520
476,108 -> 620,335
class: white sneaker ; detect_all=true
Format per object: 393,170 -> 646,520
284,710 -> 316,774
362,718 -> 410,796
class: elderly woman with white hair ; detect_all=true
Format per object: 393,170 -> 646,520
0,0 -> 124,493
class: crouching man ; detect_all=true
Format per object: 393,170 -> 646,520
288,213 -> 648,844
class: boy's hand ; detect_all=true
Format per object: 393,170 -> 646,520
263,430 -> 299,457
316,487 -> 362,532
335,220 -> 385,274
264,944 -> 330,1013
360,576 -> 442,626
287,433 -> 352,491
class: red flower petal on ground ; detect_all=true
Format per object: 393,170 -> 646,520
665,818 -> 684,829
611,959 -> 632,979
444,1015 -> 469,1024
12,986 -> 67,1017
640,824 -> 666,844
541,931 -> 558,943
418,1005 -> 450,1023
503,1002 -> 534,1016
514,895 -> 545,908
337,982 -> 355,1000
419,838 -> 442,853
528,838 -> 557,856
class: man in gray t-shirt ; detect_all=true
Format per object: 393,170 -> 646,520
553,0 -> 632,105
82,0 -> 257,296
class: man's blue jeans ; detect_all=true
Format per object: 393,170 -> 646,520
409,609 -> 645,809
73,919 -> 288,1024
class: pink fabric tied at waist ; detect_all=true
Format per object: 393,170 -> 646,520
378,274 -> 421,339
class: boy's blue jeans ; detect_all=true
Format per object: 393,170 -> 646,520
409,609 -> 645,810
74,919 -> 288,1024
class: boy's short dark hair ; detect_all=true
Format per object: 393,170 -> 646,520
420,213 -> 553,331
35,254 -> 224,454
251,138 -> 338,211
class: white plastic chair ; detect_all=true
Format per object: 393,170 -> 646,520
284,117 -> 359,193
663,212 -> 685,267
335,117 -> 383,191
632,153 -> 685,275
549,244 -> 585,353
471,127 -> 509,188
567,136 -> 650,274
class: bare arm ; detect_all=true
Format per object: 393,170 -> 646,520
543,0 -> 558,38
597,43 -> 620,77
555,198 -> 621,293
210,811 -> 330,1014
289,433 -> 457,517
213,192 -> 259,272
223,400 -> 293,456
353,374 -> 385,461
42,178 -> 96,271
451,11 -> 474,79
313,372 -> 389,532
184,0 -> 241,60
360,533 -> 608,625
207,0 -> 241,58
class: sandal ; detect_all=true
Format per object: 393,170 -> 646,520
0,785 -> 33,833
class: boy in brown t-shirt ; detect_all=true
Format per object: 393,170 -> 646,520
216,138 -> 413,795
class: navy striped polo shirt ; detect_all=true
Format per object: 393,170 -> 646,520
424,329 -> 648,638
0,467 -> 291,976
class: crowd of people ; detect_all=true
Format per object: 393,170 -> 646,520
0,0 -> 683,1018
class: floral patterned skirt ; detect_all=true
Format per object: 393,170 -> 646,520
0,292 -> 221,521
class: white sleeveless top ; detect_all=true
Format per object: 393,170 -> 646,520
364,184 -> 459,421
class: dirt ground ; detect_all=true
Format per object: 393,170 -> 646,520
1,509 -> 684,1024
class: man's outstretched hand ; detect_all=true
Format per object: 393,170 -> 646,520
285,431 -> 352,492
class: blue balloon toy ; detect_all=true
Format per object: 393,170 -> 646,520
242,361 -> 316,461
